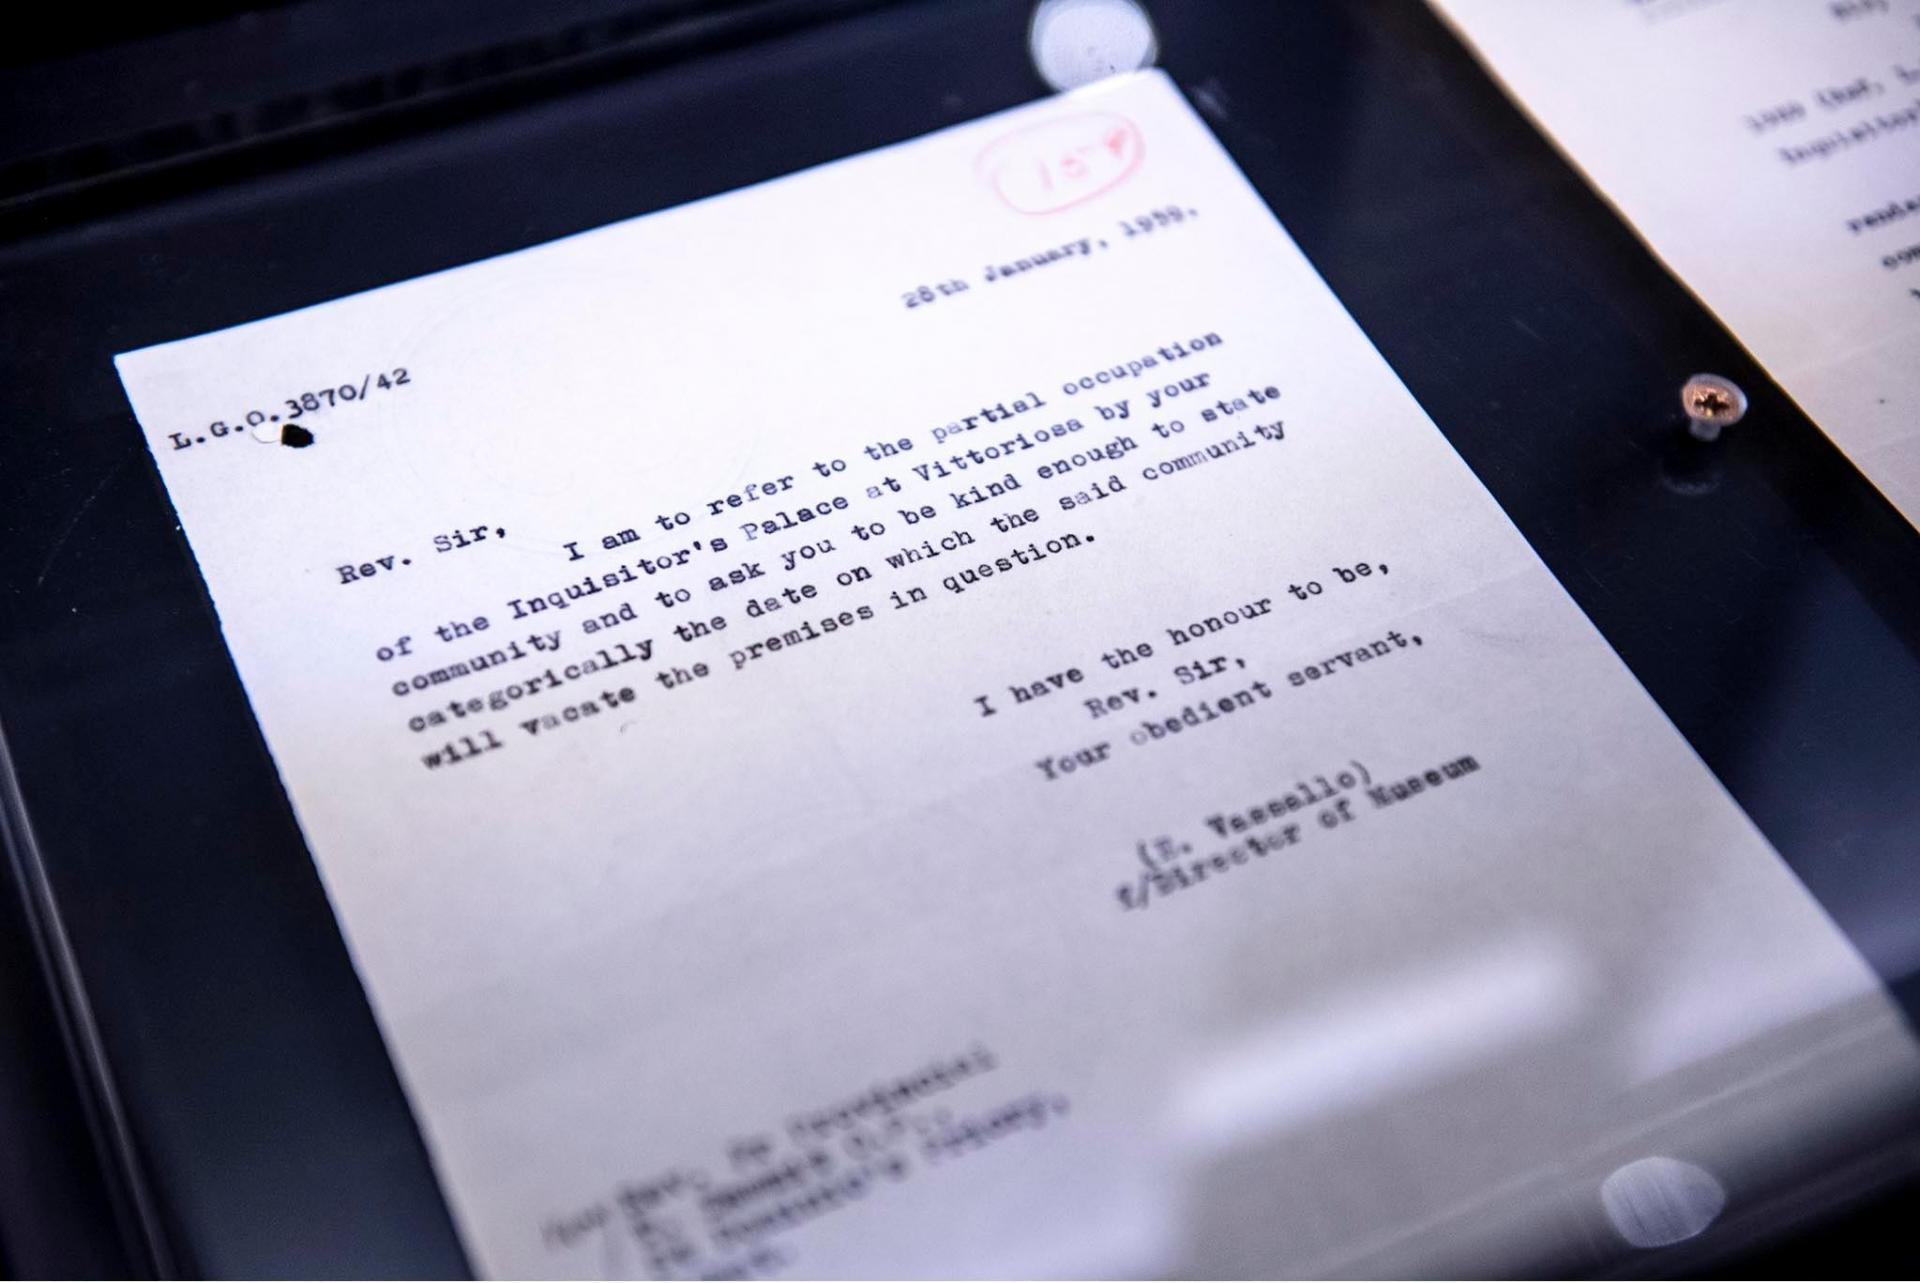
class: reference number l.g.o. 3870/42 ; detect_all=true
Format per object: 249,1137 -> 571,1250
165,367 -> 412,451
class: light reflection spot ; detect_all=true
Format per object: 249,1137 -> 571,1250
1029,0 -> 1158,92
1600,1156 -> 1727,1248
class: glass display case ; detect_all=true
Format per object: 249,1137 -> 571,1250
3,1 -> 1918,1276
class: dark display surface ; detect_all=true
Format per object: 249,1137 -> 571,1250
3,1 -> 1919,1275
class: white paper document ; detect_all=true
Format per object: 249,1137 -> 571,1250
1434,0 -> 1920,524
115,72 -> 1919,1277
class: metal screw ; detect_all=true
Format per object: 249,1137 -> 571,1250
1680,373 -> 1747,442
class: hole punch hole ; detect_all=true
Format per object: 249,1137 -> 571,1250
280,424 -> 315,448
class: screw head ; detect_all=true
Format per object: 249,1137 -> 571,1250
1680,373 -> 1747,441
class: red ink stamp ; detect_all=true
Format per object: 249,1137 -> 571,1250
977,111 -> 1145,214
